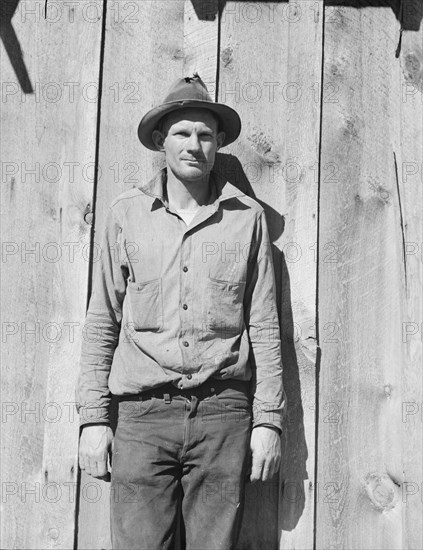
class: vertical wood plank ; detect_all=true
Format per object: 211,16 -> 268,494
278,1 -> 323,549
316,3 -> 422,549
396,8 -> 423,549
1,0 -> 102,548
76,2 -> 185,548
183,0 -> 219,85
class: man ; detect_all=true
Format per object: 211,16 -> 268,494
76,74 -> 286,550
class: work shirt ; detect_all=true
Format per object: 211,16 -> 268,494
75,167 -> 286,431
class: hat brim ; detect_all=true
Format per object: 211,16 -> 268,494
138,100 -> 241,151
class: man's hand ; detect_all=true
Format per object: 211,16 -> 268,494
249,426 -> 281,483
78,424 -> 114,479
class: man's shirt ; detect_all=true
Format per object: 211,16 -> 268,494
75,167 -> 286,431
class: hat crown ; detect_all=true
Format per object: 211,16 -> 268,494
164,73 -> 213,104
138,72 -> 241,151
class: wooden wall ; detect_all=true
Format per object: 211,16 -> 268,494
1,0 -> 102,547
317,2 -> 423,548
1,1 -> 421,549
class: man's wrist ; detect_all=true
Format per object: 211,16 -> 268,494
252,423 -> 282,435
81,422 -> 111,430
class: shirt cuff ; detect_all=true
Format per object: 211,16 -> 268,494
252,422 -> 282,435
77,406 -> 110,427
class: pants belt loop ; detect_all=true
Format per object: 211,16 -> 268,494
164,392 -> 171,404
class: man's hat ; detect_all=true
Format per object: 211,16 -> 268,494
138,73 -> 241,151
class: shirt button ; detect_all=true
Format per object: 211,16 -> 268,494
183,341 -> 189,347
187,374 -> 192,380
182,304 -> 188,310
183,266 -> 188,272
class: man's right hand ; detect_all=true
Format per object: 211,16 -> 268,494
78,424 -> 114,479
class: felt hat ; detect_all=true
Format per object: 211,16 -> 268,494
138,73 -> 241,151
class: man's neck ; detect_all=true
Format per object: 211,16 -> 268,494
165,169 -> 212,210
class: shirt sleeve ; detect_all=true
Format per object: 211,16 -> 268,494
75,205 -> 128,427
243,210 -> 287,432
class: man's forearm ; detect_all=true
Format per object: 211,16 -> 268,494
76,310 -> 120,426
245,210 -> 286,432
75,206 -> 127,427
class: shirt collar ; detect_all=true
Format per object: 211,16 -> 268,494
138,167 -> 247,211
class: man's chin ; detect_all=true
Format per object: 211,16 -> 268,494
176,166 -> 212,182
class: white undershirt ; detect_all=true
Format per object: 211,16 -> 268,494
175,208 -> 200,226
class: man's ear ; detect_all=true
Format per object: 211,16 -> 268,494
216,131 -> 226,150
152,129 -> 165,151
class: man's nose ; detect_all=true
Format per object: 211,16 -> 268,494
186,131 -> 201,152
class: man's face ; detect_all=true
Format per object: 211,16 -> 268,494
152,108 -> 225,183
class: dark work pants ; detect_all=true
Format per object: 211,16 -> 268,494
110,378 -> 252,550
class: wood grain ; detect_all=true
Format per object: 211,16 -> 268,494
183,0 -> 219,86
0,1 -> 102,548
396,13 -> 423,550
277,2 -> 323,549
316,3 -> 421,549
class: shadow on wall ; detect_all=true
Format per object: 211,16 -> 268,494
193,0 -> 422,32
214,152 -> 310,535
0,0 -> 33,93
2,0 -> 422,97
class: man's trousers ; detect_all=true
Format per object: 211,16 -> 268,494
110,378 -> 252,550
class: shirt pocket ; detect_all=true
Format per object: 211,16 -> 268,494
205,277 -> 246,337
126,278 -> 163,331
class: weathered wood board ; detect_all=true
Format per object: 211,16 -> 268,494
316,2 -> 422,549
0,0 -> 102,548
396,7 -> 423,549
277,1 -> 323,549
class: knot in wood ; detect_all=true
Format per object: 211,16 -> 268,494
364,473 -> 398,511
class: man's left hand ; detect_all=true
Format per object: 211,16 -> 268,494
249,426 -> 281,482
